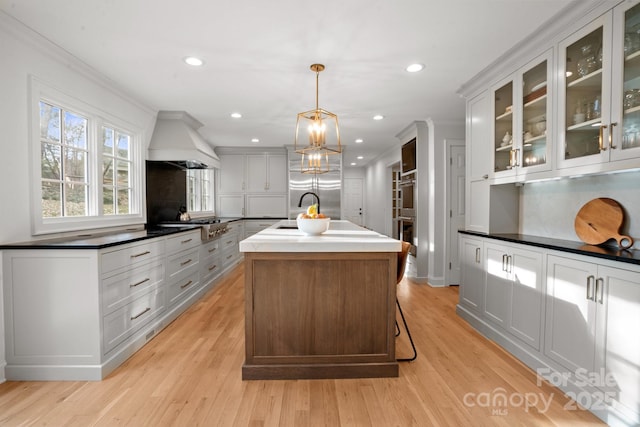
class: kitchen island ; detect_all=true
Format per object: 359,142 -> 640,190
239,220 -> 402,380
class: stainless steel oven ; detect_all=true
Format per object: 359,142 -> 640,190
400,175 -> 415,217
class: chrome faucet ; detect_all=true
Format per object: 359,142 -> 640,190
298,192 -> 320,213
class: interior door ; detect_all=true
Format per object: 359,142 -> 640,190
343,178 -> 363,225
448,143 -> 465,285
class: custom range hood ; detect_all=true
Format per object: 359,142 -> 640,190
148,110 -> 220,169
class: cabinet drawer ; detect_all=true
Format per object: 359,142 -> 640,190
220,234 -> 238,251
221,243 -> 239,269
101,239 -> 165,276
200,239 -> 220,260
167,269 -> 200,307
102,259 -> 164,314
166,229 -> 200,253
201,255 -> 222,284
167,248 -> 199,278
103,287 -> 165,354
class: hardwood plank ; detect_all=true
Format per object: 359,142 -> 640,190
0,263 -> 605,426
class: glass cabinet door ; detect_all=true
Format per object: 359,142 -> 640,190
493,80 -> 514,174
618,1 -> 640,157
521,57 -> 549,169
563,25 -> 605,162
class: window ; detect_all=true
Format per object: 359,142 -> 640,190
31,77 -> 144,235
102,127 -> 132,215
187,169 -> 214,213
39,102 -> 89,217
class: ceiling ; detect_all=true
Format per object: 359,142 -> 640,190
0,0 -> 574,167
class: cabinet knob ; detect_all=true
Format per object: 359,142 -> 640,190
482,174 -> 489,180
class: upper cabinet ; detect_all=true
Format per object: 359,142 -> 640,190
492,50 -> 552,182
217,150 -> 288,218
558,1 -> 640,171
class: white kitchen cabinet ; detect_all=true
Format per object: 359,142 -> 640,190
545,253 -> 640,424
597,264 -> 640,422
545,254 -> 600,374
492,50 -> 552,182
200,238 -> 223,286
459,235 -> 484,314
246,153 -> 287,193
218,194 -> 245,217
246,195 -> 287,217
485,241 -> 543,350
558,1 -> 640,172
244,219 -> 278,239
1,228 -> 232,381
465,91 -> 491,233
165,230 -> 201,309
218,154 -> 246,193
218,150 -> 288,217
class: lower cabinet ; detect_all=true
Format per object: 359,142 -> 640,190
458,233 -> 640,425
1,228 -> 228,381
485,242 -> 543,350
459,235 -> 484,314
546,254 -> 640,423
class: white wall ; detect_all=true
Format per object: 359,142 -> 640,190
521,171 -> 640,249
0,13 -> 156,383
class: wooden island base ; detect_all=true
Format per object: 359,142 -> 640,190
243,251 -> 399,380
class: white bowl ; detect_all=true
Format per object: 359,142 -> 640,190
296,217 -> 331,235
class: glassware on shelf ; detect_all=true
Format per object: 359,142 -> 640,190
577,44 -> 597,76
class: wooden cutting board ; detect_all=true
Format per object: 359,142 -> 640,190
574,198 -> 634,249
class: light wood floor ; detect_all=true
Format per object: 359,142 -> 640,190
0,263 -> 605,426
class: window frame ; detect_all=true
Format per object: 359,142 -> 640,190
29,76 -> 145,235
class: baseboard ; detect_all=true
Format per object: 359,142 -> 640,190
0,359 -> 6,383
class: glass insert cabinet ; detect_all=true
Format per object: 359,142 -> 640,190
558,0 -> 640,169
492,50 -> 552,180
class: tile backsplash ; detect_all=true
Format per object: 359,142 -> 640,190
520,170 -> 640,249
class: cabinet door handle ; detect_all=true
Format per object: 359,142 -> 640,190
475,247 -> 480,263
131,307 -> 151,320
609,122 -> 617,149
130,278 -> 150,288
181,238 -> 193,244
596,277 -> 604,304
586,275 -> 595,301
502,254 -> 508,272
180,258 -> 192,266
180,280 -> 193,289
131,250 -> 151,258
208,264 -> 218,271
599,125 -> 607,151
208,247 -> 217,253
507,255 -> 512,273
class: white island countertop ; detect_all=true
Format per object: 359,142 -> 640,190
239,220 -> 401,253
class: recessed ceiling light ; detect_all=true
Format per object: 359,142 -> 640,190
373,115 -> 384,121
357,156 -> 364,160
184,56 -> 204,66
230,112 -> 242,118
251,138 -> 260,143
355,138 -> 363,143
350,162 -> 357,166
406,63 -> 425,73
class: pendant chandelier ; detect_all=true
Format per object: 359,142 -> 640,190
294,63 -> 341,174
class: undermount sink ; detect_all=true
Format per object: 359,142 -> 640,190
277,225 -> 298,229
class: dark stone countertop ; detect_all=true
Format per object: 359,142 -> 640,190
459,230 -> 640,267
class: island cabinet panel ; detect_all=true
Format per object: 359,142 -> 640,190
243,251 -> 399,380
